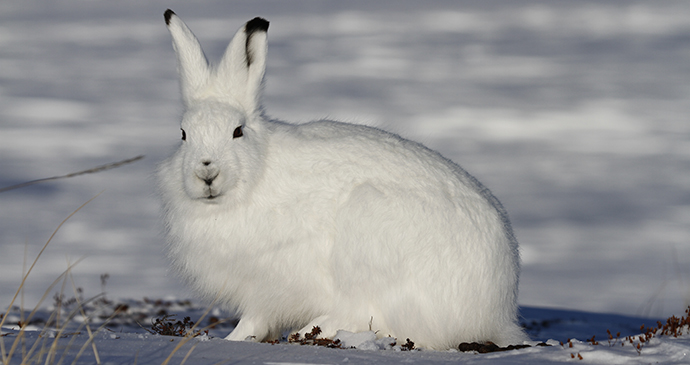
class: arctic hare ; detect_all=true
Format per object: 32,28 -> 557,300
158,9 -> 527,350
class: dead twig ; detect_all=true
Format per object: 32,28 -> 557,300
0,155 -> 144,193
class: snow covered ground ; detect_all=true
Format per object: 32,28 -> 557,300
1,0 -> 690,363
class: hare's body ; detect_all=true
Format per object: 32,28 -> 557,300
158,10 -> 527,350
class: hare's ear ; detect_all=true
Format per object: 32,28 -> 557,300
216,17 -> 269,115
164,9 -> 210,106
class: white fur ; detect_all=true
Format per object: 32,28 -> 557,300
158,10 -> 528,350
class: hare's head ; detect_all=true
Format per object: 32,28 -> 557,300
165,10 -> 269,204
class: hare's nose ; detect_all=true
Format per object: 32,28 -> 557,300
196,161 -> 219,186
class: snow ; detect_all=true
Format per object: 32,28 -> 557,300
1,0 -> 690,363
1,299 -> 689,364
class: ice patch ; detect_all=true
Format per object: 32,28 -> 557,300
332,330 -> 398,351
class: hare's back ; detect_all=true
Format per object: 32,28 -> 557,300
270,119 -> 496,203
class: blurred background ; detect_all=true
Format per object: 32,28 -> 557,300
0,0 -> 689,319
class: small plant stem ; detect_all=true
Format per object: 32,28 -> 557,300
179,342 -> 199,365
66,274 -> 101,365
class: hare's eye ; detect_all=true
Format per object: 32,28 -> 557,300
233,126 -> 243,139
181,128 -> 186,141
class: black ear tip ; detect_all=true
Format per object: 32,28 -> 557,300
164,9 -> 176,25
245,17 -> 269,34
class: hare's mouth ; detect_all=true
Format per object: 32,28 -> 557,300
201,185 -> 222,200
202,190 -> 222,200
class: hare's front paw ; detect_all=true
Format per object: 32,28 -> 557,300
224,318 -> 269,342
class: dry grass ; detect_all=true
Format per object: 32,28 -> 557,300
0,194 -> 107,365
604,306 -> 690,355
